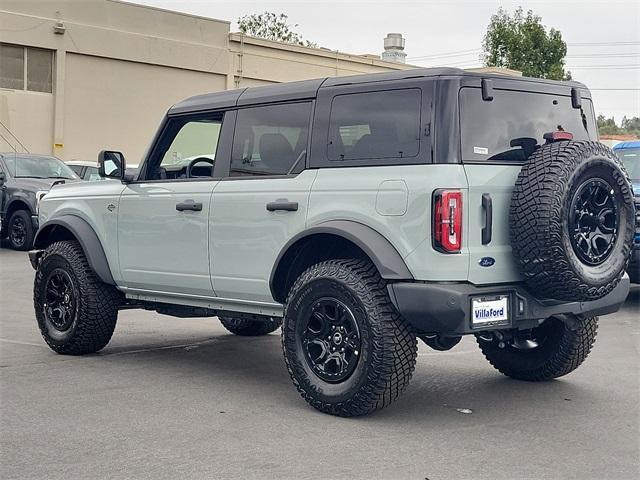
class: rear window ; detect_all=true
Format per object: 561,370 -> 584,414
328,89 -> 421,161
459,88 -> 596,162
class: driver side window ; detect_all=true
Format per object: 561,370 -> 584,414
148,113 -> 223,180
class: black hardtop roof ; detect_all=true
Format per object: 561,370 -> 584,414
168,67 -> 588,115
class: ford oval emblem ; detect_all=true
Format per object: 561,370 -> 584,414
479,257 -> 495,267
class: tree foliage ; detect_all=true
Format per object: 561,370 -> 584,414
237,12 -> 317,48
597,115 -> 640,137
482,7 -> 570,80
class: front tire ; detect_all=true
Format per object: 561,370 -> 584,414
282,259 -> 417,417
219,316 -> 281,336
8,210 -> 34,250
476,315 -> 598,381
33,241 -> 122,355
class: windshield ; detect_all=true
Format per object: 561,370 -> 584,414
615,147 -> 640,181
4,155 -> 80,179
459,88 -> 597,162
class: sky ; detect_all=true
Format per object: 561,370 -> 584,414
132,0 -> 640,122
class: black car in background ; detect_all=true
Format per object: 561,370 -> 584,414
0,153 -> 80,250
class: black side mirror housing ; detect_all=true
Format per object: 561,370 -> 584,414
0,171 -> 5,185
98,150 -> 132,183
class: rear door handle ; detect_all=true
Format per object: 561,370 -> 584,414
481,193 -> 492,245
266,200 -> 298,212
176,200 -> 203,212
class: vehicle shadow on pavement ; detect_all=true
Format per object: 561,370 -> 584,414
92,330 -> 600,421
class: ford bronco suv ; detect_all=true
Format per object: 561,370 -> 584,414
0,153 -> 80,250
29,68 -> 635,417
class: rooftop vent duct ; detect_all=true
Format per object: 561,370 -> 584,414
382,33 -> 406,63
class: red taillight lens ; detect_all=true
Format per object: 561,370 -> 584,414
433,190 -> 462,253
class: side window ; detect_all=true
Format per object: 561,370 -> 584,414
147,113 -> 223,180
328,89 -> 421,161
84,166 -> 102,181
230,102 -> 311,177
68,165 -> 83,176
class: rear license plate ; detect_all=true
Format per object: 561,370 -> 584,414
471,295 -> 510,327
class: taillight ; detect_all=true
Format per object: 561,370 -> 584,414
433,189 -> 462,253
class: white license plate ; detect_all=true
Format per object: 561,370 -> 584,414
471,295 -> 509,327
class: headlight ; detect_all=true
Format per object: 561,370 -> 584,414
35,190 -> 48,214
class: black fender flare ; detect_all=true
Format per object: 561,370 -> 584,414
270,220 -> 413,300
33,215 -> 115,285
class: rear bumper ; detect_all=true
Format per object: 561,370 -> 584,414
388,275 -> 630,336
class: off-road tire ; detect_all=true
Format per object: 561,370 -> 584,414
8,209 -> 34,251
282,259 -> 417,417
510,140 -> 635,302
219,316 -> 282,336
33,241 -> 121,354
477,315 -> 598,381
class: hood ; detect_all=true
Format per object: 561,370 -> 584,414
12,177 -> 81,191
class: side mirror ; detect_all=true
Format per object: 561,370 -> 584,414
0,171 -> 5,185
98,150 -> 128,181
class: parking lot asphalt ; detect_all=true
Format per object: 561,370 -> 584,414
1,247 -> 639,480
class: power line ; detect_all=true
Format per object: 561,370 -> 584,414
407,41 -> 639,61
567,41 -> 640,46
406,47 -> 481,61
567,53 -> 640,58
568,64 -> 640,69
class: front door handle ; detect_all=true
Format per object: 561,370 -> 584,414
481,193 -> 492,245
266,200 -> 298,212
176,200 -> 203,212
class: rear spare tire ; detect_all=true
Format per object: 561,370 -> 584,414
510,140 -> 635,301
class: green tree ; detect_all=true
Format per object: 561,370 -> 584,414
597,114 -> 620,135
482,7 -> 570,80
621,116 -> 640,136
597,115 -> 640,137
237,12 -> 317,48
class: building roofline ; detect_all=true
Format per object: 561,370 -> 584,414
109,0 -> 231,25
228,32 -> 415,69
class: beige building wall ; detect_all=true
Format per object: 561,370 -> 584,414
0,0 -> 413,163
64,54 -> 226,163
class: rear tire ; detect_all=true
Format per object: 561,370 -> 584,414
33,241 -> 121,355
282,259 -> 417,417
476,315 -> 598,381
8,210 -> 34,251
510,141 -> 635,301
219,316 -> 281,336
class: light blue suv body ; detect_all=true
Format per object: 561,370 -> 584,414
28,69 -> 634,416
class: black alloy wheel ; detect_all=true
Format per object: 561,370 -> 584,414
302,297 -> 361,383
43,268 -> 78,332
9,214 -> 27,248
569,178 -> 618,266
